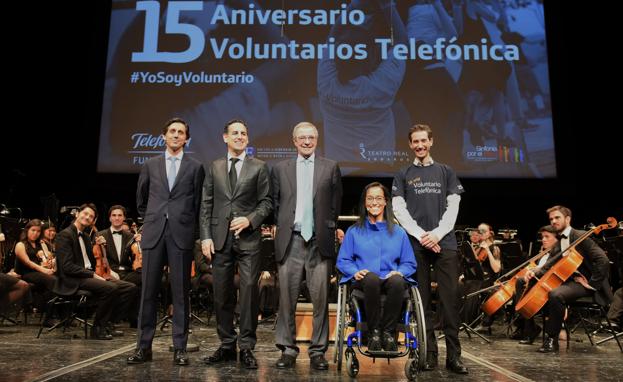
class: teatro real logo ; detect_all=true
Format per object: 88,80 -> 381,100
359,143 -> 367,159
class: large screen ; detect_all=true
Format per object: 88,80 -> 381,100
99,0 -> 555,178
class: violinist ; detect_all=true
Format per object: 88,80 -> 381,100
41,222 -> 57,258
54,203 -> 138,340
511,225 -> 558,344
14,219 -> 57,292
472,223 -> 502,331
523,205 -> 611,353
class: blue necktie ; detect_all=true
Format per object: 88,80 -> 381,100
301,159 -> 314,242
168,157 -> 178,191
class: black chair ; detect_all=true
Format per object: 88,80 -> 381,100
566,295 -> 622,352
36,290 -> 93,339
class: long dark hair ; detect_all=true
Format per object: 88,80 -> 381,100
19,219 -> 42,243
356,182 -> 396,234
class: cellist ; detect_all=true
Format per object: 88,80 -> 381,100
523,205 -> 611,353
511,225 -> 558,344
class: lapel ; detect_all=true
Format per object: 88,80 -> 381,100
219,158 -> 233,197
286,158 -> 296,195
232,156 -> 251,198
103,230 -> 117,261
312,156 -> 323,198
158,155 -> 168,192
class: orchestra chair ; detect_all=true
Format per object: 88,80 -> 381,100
36,290 -> 93,339
566,295 -> 622,352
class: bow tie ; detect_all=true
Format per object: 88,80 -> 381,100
557,233 -> 568,240
112,231 -> 123,235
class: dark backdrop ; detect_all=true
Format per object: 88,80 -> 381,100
2,1 -> 620,248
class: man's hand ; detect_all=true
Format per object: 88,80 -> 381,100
421,232 -> 440,249
95,236 -> 106,246
260,271 -> 271,281
354,269 -> 369,281
202,239 -> 215,261
230,216 -> 250,237
524,270 -> 535,283
134,233 -> 142,242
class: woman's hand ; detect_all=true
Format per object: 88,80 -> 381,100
354,269 -> 369,281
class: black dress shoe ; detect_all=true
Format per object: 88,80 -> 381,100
509,328 -> 524,340
367,329 -> 382,351
240,349 -> 258,369
127,348 -> 153,364
537,334 -> 559,353
423,352 -> 438,371
275,354 -> 296,369
310,354 -> 328,370
446,357 -> 469,374
174,349 -> 189,366
204,347 -> 237,364
90,326 -> 113,340
519,326 -> 542,345
382,331 -> 397,351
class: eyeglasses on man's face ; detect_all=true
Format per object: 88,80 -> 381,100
296,135 -> 317,142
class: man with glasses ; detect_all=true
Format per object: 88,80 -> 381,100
271,122 -> 342,370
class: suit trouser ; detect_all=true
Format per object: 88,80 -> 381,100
212,231 -> 261,350
276,233 -> 330,358
607,287 -> 623,323
411,238 -> 461,360
544,279 -> 592,337
76,277 -> 137,328
137,221 -> 193,350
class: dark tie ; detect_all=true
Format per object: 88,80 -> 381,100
557,233 -> 567,240
113,231 -> 123,235
229,158 -> 239,191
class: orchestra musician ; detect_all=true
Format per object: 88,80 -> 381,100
523,206 -> 612,353
14,219 -> 56,293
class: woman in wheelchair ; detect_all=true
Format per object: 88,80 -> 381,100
337,182 -> 417,351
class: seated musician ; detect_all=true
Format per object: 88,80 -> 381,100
337,182 -> 417,351
511,225 -> 558,344
472,223 -> 502,330
0,271 -> 30,312
523,205 -> 611,353
14,219 -> 57,293
41,222 -> 57,257
54,203 -> 138,340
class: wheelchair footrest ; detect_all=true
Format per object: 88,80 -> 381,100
365,350 -> 402,358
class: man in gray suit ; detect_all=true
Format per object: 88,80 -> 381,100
128,118 -> 205,366
200,119 -> 272,369
271,122 -> 342,370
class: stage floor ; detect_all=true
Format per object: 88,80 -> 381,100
1,317 -> 621,382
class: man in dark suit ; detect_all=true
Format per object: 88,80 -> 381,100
128,118 -> 205,366
54,203 -> 137,340
200,119 -> 272,369
525,205 -> 612,353
98,205 -> 140,287
98,205 -> 141,327
271,122 -> 342,370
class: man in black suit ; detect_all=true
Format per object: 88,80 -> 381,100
128,118 -> 205,366
98,205 -> 141,326
98,205 -> 141,287
54,203 -> 137,340
200,119 -> 272,369
525,205 -> 612,353
271,122 -> 342,370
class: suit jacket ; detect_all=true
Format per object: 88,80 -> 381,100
137,154 -> 205,250
271,156 -> 342,263
97,228 -> 133,272
537,228 -> 612,305
200,155 -> 272,253
54,224 -> 97,295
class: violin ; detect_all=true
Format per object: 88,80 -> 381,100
131,225 -> 144,272
515,217 -> 617,319
90,224 -> 115,280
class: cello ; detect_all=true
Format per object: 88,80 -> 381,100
515,217 -> 617,319
480,246 -> 551,316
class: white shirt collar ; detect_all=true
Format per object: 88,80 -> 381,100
413,156 -> 434,167
297,153 -> 315,163
165,150 -> 184,161
561,226 -> 572,238
227,150 -> 247,162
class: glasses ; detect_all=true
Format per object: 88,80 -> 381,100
365,196 -> 386,203
296,135 -> 317,142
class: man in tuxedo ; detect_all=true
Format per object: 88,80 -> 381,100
54,203 -> 137,340
128,118 -> 205,366
525,205 -> 612,353
98,205 -> 141,287
200,119 -> 272,369
98,205 -> 141,327
271,122 -> 342,370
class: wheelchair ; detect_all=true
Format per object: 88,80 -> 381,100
333,280 -> 427,380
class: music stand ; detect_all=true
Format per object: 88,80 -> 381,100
456,241 -> 491,343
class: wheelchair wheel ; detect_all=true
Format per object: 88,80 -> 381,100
345,348 -> 359,377
404,358 -> 418,381
411,286 -> 427,370
334,284 -> 348,370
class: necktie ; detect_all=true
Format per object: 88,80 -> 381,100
168,157 -> 178,191
229,158 -> 239,192
301,159 -> 314,242
112,231 -> 123,235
